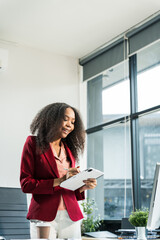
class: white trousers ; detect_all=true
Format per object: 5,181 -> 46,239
30,210 -> 82,239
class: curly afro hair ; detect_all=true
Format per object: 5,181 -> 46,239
30,102 -> 86,161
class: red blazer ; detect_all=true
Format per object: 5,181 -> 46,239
20,136 -> 85,222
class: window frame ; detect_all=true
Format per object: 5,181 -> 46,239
86,51 -> 160,215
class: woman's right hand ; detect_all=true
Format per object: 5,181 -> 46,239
53,166 -> 80,187
66,166 -> 80,179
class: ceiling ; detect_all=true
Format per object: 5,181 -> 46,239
0,0 -> 160,58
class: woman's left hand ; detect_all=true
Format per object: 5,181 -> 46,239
79,178 -> 97,192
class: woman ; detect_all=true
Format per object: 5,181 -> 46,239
20,102 -> 97,239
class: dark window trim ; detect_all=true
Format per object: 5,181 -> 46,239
129,54 -> 141,210
86,105 -> 160,135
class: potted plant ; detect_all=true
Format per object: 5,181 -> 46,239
81,198 -> 102,235
129,209 -> 149,240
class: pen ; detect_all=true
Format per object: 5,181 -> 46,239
64,166 -> 80,171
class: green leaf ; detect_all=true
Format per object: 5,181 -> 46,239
128,208 -> 149,227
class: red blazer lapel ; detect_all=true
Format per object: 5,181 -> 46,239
41,146 -> 60,178
41,143 -> 75,177
64,143 -> 76,168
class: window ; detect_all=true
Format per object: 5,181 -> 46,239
80,16 -> 160,223
137,42 -> 160,111
87,122 -> 132,220
87,60 -> 132,220
86,39 -> 160,221
138,111 -> 160,209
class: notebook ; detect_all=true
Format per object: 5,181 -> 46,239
84,230 -> 117,238
60,168 -> 104,191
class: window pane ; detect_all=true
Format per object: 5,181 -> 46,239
138,110 -> 160,209
87,121 -> 132,220
137,41 -> 160,111
102,80 -> 130,116
87,60 -> 130,128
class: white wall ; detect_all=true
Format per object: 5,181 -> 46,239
0,42 -> 80,188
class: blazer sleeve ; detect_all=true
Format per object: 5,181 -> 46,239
20,136 -> 55,194
75,189 -> 85,201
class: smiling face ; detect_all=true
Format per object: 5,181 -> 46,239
58,107 -> 75,139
